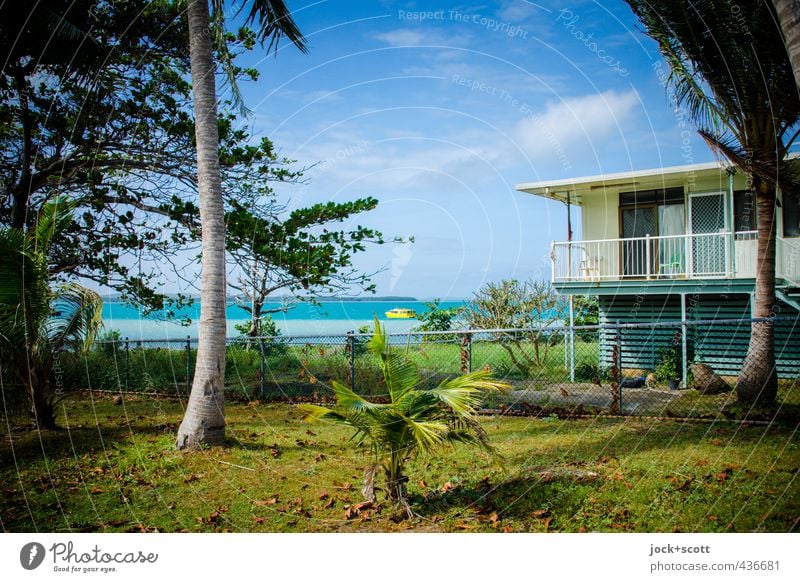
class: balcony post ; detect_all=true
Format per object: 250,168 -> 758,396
726,230 -> 734,277
566,241 -> 572,280
550,240 -> 556,282
645,234 -> 651,280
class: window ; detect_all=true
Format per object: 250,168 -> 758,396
619,188 -> 686,277
784,189 -> 800,237
619,187 -> 684,207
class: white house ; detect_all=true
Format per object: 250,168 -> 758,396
517,160 -> 800,381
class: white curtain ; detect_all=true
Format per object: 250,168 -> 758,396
658,204 -> 685,273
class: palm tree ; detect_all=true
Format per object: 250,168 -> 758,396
300,318 -> 508,516
0,200 -> 102,428
175,0 -> 306,449
625,0 -> 800,406
773,0 -> 800,88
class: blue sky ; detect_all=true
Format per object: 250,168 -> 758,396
224,0 -> 717,300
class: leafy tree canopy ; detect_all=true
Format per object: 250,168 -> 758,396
1,1 -> 386,318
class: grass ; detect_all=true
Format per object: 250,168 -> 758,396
2,394 -> 798,532
54,338 -> 600,396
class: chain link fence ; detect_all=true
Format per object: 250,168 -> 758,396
56,316 -> 799,419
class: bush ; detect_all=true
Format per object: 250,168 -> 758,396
575,362 -> 609,382
233,316 -> 287,356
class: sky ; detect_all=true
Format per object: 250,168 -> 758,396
211,0 -> 719,300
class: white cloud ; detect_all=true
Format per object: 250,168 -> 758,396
374,29 -> 427,46
512,89 -> 640,165
497,0 -> 550,22
373,28 -> 471,48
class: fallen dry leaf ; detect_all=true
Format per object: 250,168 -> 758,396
254,497 -> 278,506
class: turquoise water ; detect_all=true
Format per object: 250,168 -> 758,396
101,300 -> 467,340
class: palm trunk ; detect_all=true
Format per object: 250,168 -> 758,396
385,451 -> 412,517
735,179 -> 778,405
26,369 -> 56,429
176,0 -> 227,449
773,0 -> 800,88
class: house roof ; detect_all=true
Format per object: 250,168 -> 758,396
515,160 -> 734,205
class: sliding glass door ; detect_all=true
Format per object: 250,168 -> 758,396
619,187 -> 685,278
621,206 -> 656,277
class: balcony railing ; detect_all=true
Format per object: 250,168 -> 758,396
551,232 -> 734,282
777,237 -> 800,286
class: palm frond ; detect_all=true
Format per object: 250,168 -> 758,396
367,316 -> 419,402
624,0 -> 800,168
0,228 -> 49,353
298,403 -> 345,422
430,370 -> 510,417
47,283 -> 103,354
235,0 -> 308,54
330,380 -> 384,411
402,416 -> 448,453
34,197 -> 75,254
209,0 -> 306,114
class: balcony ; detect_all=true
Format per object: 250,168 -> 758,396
551,233 -> 800,287
551,232 -> 751,283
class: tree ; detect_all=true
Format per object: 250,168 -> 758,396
773,0 -> 800,88
299,318 -> 508,516
464,279 -> 560,375
1,2 -> 302,317
413,299 -> 463,335
625,0 -> 800,405
175,0 -> 306,449
565,295 -> 599,342
0,200 -> 102,428
226,197 -> 386,337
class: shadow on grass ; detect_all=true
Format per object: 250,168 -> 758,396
407,469 -> 600,529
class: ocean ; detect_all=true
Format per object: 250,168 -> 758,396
101,300 -> 467,340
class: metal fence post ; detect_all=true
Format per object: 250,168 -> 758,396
124,337 -> 130,391
259,337 -> 266,399
347,331 -> 356,391
467,332 -> 472,373
461,332 -> 472,373
616,321 -> 623,413
680,294 -> 688,389
569,296 -> 575,383
185,336 -> 191,394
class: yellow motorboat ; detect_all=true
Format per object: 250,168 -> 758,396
385,308 -> 417,319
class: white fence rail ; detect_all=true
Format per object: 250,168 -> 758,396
552,232 -> 733,282
552,232 -> 800,284
778,237 -> 800,286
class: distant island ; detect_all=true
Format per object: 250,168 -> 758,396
100,293 -> 418,304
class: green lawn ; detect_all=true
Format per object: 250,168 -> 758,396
2,395 -> 797,532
